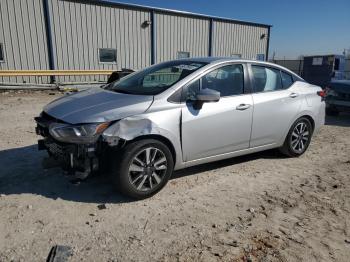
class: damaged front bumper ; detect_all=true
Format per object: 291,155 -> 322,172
37,137 -> 99,179
35,114 -> 105,179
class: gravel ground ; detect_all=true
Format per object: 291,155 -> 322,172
0,90 -> 350,262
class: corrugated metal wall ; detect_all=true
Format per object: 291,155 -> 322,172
48,0 -> 151,83
0,0 -> 50,84
0,0 -> 270,84
212,21 -> 268,59
155,13 -> 210,62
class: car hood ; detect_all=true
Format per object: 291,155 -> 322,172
44,87 -> 153,124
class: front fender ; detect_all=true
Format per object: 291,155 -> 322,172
102,108 -> 184,170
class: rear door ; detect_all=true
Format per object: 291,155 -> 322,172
249,65 -> 302,147
181,63 -> 253,161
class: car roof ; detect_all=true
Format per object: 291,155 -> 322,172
179,57 -> 291,68
177,57 -> 304,80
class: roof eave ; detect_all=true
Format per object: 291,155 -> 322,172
65,0 -> 272,28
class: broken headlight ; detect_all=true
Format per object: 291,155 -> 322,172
49,122 -> 110,144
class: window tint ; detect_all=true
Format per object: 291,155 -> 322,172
108,61 -> 206,95
182,79 -> 200,101
99,48 -> 117,63
280,71 -> 294,89
251,66 -> 282,92
202,64 -> 244,97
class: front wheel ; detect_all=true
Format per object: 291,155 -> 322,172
279,117 -> 313,157
112,139 -> 174,199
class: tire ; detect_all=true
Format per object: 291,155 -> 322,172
111,139 -> 174,199
326,107 -> 339,116
279,117 -> 313,157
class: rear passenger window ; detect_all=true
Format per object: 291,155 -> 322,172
202,64 -> 244,97
251,66 -> 282,92
281,71 -> 294,89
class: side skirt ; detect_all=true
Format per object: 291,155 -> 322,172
175,143 -> 278,170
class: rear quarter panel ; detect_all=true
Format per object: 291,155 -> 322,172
294,83 -> 325,134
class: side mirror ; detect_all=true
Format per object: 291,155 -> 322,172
193,88 -> 220,110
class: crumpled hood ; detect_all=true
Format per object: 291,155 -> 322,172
44,87 -> 153,124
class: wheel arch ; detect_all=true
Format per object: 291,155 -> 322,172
279,113 -> 316,146
301,114 -> 315,132
126,134 -> 177,167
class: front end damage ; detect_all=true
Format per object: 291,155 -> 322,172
35,112 -> 115,180
35,105 -> 182,180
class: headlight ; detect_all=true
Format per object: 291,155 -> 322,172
49,122 -> 110,144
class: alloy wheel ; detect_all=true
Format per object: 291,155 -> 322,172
290,121 -> 310,153
128,147 -> 168,192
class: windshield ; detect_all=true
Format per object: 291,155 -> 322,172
106,60 -> 207,95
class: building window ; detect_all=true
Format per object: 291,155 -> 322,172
0,43 -> 4,62
256,54 -> 265,61
231,54 -> 241,58
99,48 -> 117,63
177,51 -> 190,59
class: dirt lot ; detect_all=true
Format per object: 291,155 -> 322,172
0,90 -> 350,262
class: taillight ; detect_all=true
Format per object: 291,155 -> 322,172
317,90 -> 326,97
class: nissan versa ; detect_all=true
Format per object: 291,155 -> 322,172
35,58 -> 325,199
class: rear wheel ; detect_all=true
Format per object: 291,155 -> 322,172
112,139 -> 174,199
279,117 -> 313,157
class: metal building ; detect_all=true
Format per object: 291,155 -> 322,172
0,0 -> 271,84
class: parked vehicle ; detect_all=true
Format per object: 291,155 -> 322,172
35,58 -> 325,199
325,80 -> 350,115
303,55 -> 346,87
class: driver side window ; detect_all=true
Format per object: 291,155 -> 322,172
182,79 -> 200,101
181,64 -> 244,102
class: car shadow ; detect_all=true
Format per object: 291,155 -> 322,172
0,144 -> 284,203
172,149 -> 282,180
325,112 -> 350,127
0,145 -> 131,204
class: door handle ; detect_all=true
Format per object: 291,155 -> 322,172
289,92 -> 299,98
236,104 -> 251,110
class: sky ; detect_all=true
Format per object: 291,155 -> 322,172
113,0 -> 350,59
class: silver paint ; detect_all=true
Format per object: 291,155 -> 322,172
43,58 -> 325,171
44,87 -> 153,124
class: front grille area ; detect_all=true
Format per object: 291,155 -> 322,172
46,142 -> 67,159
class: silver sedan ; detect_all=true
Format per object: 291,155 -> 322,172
36,58 -> 325,199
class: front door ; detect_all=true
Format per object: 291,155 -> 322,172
181,64 -> 253,161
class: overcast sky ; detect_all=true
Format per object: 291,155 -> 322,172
115,0 -> 350,59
